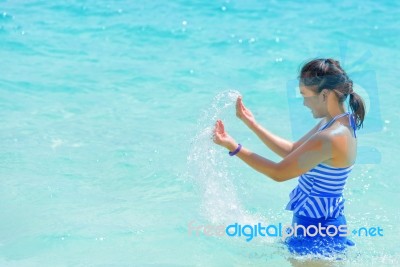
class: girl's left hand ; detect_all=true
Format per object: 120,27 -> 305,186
212,120 -> 237,150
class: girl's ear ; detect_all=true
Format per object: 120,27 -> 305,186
321,89 -> 329,102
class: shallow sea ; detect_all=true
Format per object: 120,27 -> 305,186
1,0 -> 399,266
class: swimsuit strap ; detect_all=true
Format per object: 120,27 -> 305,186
319,112 -> 357,138
348,113 -> 357,138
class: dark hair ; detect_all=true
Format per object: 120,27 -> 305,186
298,58 -> 365,129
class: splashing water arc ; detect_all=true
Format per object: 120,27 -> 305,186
186,90 -> 267,226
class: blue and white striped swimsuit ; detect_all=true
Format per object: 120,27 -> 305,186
285,112 -> 357,219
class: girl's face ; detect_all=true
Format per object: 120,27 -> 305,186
300,84 -> 326,118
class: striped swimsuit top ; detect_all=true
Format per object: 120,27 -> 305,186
285,112 -> 357,219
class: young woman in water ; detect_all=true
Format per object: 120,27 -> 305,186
212,58 -> 366,257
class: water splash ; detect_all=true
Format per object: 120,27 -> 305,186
186,90 -> 266,227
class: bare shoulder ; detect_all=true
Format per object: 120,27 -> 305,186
319,125 -> 350,143
312,129 -> 331,144
318,124 -> 355,155
317,125 -> 357,166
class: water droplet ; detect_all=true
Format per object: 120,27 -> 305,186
221,6 -> 227,11
182,20 -> 187,26
275,37 -> 280,43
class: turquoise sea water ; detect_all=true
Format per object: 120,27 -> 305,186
1,0 -> 399,266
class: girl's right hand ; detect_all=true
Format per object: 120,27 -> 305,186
236,96 -> 256,127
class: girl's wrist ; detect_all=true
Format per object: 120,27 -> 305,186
247,120 -> 258,130
226,142 -> 239,152
228,143 -> 242,156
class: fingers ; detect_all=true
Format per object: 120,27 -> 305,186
236,96 -> 243,104
216,120 -> 224,132
213,120 -> 225,135
238,96 -> 245,110
213,121 -> 218,135
212,120 -> 224,143
236,97 -> 241,112
213,120 -> 219,133
219,120 -> 225,132
236,96 -> 245,117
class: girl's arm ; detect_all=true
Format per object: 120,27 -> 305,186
247,119 -> 325,158
236,96 -> 324,158
247,122 -> 292,158
214,120 -> 334,182
225,132 -> 332,182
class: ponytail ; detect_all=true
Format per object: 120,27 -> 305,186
349,91 -> 365,130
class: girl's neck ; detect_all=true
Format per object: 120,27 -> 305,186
325,106 -> 346,121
